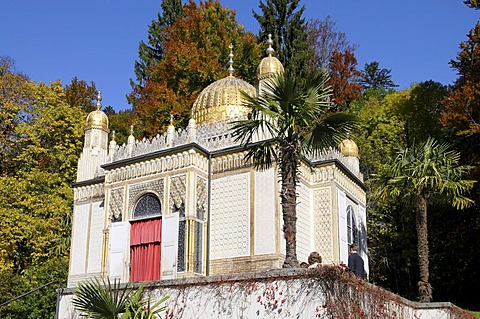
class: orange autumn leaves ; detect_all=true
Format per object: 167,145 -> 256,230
129,0 -> 261,138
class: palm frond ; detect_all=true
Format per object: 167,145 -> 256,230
72,277 -> 131,319
243,139 -> 278,170
376,137 -> 475,206
305,113 -> 358,150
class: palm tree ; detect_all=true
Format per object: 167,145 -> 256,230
378,138 -> 474,302
233,70 -> 357,268
72,277 -> 168,318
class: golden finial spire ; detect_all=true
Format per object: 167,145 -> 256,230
130,125 -> 134,135
96,90 -> 102,111
266,34 -> 274,57
170,114 -> 174,125
227,43 -> 235,76
111,130 -> 116,141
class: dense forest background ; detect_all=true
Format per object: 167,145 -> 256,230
0,0 -> 478,317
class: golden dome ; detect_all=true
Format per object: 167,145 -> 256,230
193,45 -> 255,124
86,110 -> 109,132
339,139 -> 359,157
192,75 -> 256,124
85,91 -> 109,132
257,34 -> 284,80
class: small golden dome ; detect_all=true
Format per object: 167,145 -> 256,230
85,91 -> 109,132
257,34 -> 284,80
339,139 -> 359,157
192,76 -> 256,124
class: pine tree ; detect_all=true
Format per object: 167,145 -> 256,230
133,0 -> 183,87
360,61 -> 397,91
253,0 -> 313,76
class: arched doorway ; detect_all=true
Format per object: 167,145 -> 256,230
130,193 -> 162,281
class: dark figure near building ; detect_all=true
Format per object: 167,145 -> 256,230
348,244 -> 365,279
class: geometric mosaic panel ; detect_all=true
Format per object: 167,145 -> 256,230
128,179 -> 164,217
210,173 -> 250,259
314,187 -> 333,263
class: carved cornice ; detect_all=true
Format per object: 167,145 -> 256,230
74,183 -> 105,202
105,150 -> 209,184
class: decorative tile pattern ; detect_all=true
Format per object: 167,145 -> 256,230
87,200 -> 104,273
196,177 -> 207,220
254,169 -> 276,255
314,187 -> 333,263
70,203 -> 89,275
211,173 -> 250,259
169,175 -> 186,213
109,187 -> 124,222
296,182 -> 311,262
128,179 -> 164,217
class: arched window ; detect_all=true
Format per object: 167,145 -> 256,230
133,193 -> 161,219
347,205 -> 358,246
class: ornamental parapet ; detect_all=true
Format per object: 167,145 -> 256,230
74,183 -> 105,202
307,148 -> 363,181
110,121 -> 239,162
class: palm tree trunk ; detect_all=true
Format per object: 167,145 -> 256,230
415,189 -> 432,302
280,142 -> 299,268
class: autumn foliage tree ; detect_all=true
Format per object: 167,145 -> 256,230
329,49 -> 363,110
441,22 -> 480,136
64,77 -> 97,113
129,0 -> 262,138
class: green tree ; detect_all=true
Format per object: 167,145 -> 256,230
0,258 -> 68,319
359,61 -> 397,91
109,109 -> 134,145
0,79 -> 84,318
233,70 -> 356,267
0,57 -> 32,175
355,89 -> 409,179
403,81 -> 447,143
254,0 -> 313,76
133,0 -> 183,87
377,138 -> 474,302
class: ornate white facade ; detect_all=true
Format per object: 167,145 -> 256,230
66,39 -> 368,288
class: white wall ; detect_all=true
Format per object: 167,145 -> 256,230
59,269 -> 463,319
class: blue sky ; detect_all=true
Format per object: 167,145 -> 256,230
1,0 -> 478,111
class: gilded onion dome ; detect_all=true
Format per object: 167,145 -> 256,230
339,139 -> 359,157
257,34 -> 284,80
192,44 -> 256,124
85,91 -> 109,132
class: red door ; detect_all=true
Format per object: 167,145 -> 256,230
130,218 -> 162,281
